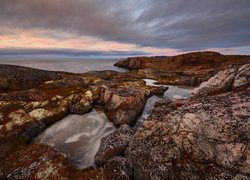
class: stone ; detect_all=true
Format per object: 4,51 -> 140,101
192,64 -> 250,97
104,87 -> 146,126
103,156 -> 133,180
1,144 -> 78,179
95,124 -> 133,165
126,89 -> 250,179
233,64 -> 250,90
192,67 -> 237,97
69,91 -> 93,114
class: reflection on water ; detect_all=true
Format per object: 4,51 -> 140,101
33,109 -> 115,169
134,79 -> 194,128
134,95 -> 161,128
143,78 -> 193,100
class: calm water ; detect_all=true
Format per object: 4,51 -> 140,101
33,109 -> 115,169
0,58 -> 126,73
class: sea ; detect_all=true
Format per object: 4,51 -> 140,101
0,57 -> 126,73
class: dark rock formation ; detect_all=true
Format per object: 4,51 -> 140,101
95,124 -> 133,165
0,64 -> 63,91
126,64 -> 250,179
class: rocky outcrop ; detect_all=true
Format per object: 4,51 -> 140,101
115,51 -> 250,86
115,51 -> 250,71
95,124 -> 133,165
0,64 -> 63,91
104,87 -> 147,126
1,144 -> 78,179
192,64 -> 250,97
126,65 -> 250,179
0,64 -> 170,179
69,91 -> 93,114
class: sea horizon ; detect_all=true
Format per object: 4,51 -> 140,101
0,56 -> 127,73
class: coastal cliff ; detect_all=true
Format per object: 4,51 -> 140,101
115,51 -> 250,86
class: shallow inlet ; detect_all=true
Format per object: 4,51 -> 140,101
134,79 -> 194,128
33,109 -> 115,169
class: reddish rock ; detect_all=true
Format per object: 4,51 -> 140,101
103,156 -> 133,180
115,51 -> 250,86
104,87 -> 146,126
1,144 -> 78,179
69,91 -> 93,114
126,67 -> 250,179
95,124 -> 133,165
192,64 -> 250,97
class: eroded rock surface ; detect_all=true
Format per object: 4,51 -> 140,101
127,65 -> 250,179
95,124 -> 133,165
104,88 -> 146,126
192,64 -> 250,97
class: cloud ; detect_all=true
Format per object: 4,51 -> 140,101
0,0 -> 250,52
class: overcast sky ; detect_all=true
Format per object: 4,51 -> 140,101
0,0 -> 250,57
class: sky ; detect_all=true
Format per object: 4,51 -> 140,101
0,0 -> 250,58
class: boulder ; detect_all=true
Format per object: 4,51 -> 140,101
69,91 -> 93,114
192,64 -> 250,97
104,87 -> 146,126
127,89 -> 250,179
233,64 -> 250,90
95,124 -> 133,165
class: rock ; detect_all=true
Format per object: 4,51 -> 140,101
1,144 -> 78,179
69,91 -> 93,114
127,89 -> 250,179
192,64 -> 249,97
115,51 -> 250,86
233,64 -> 250,90
115,51 -> 250,71
95,124 -> 133,165
192,67 -> 237,97
44,77 -> 86,88
104,87 -> 146,126
0,64 -> 62,90
103,156 -> 133,180
0,113 -> 3,123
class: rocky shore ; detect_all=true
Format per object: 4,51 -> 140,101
0,51 -> 249,179
115,51 -> 250,86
